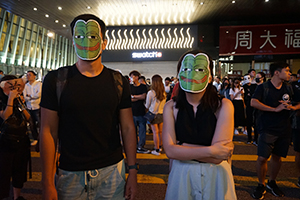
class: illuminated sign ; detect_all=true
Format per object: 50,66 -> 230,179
132,51 -> 162,58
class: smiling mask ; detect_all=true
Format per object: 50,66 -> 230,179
73,19 -> 103,60
178,53 -> 210,93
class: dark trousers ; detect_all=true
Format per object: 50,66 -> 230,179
29,109 -> 40,140
246,104 -> 258,142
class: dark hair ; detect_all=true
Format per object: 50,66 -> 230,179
139,76 -> 146,81
70,14 -> 106,39
129,70 -> 141,77
220,78 -> 229,91
297,69 -> 300,75
165,77 -> 171,82
270,62 -> 289,77
291,74 -> 297,78
175,50 -> 222,113
27,70 -> 37,76
257,72 -> 266,82
0,75 -> 18,82
248,69 -> 255,74
231,78 -> 241,90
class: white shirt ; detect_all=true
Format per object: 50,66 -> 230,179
23,80 -> 42,110
145,90 -> 166,114
229,87 -> 244,100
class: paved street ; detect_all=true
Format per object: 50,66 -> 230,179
7,133 -> 300,200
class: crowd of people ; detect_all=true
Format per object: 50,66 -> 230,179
0,14 -> 299,200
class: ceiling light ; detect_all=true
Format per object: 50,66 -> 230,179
265,0 -> 269,2
87,6 -> 91,9
33,7 -> 37,11
232,0 -> 236,3
62,24 -> 66,27
200,2 -> 204,5
55,20 -> 59,23
45,14 -> 49,18
58,6 -> 62,10
47,32 -> 54,37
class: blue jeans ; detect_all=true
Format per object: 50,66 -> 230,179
56,160 -> 126,200
133,115 -> 146,148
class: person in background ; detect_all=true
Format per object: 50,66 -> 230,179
23,71 -> 42,146
163,50 -> 236,200
0,70 -> 4,80
251,62 -> 295,199
256,72 -> 266,85
249,69 -> 257,84
230,78 -> 246,135
164,77 -> 173,102
290,74 -> 297,83
243,74 -> 257,144
219,78 -> 231,100
130,70 -> 150,154
139,76 -> 150,91
0,75 -> 31,200
145,75 -> 166,156
40,14 -> 137,200
213,76 -> 222,92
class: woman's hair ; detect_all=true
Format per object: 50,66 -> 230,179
231,78 -> 241,90
220,78 -> 229,91
151,74 -> 166,101
175,49 -> 222,112
257,72 -> 266,82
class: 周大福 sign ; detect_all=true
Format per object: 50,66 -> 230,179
219,23 -> 300,56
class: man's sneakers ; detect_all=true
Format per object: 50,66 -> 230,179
31,140 -> 38,146
151,150 -> 161,156
251,183 -> 266,199
266,180 -> 284,197
297,177 -> 300,187
137,147 -> 150,154
234,129 -> 239,135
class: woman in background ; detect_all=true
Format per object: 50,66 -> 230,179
163,50 -> 236,200
145,75 -> 166,155
219,78 -> 231,100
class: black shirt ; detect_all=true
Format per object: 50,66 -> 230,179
175,97 -> 217,146
252,80 -> 292,135
130,84 -> 147,116
40,65 -> 132,171
243,83 -> 257,105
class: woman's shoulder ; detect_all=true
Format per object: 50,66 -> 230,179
220,98 -> 234,111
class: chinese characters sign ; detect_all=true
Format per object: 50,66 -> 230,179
219,24 -> 300,56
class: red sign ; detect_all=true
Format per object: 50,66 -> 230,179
219,24 -> 300,56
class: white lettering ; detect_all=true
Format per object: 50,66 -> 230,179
260,30 -> 277,49
132,51 -> 162,58
234,31 -> 252,50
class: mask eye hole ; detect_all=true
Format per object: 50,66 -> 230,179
195,68 -> 205,72
87,35 -> 98,39
75,35 -> 85,39
182,68 -> 192,72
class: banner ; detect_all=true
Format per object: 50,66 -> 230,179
219,24 -> 300,56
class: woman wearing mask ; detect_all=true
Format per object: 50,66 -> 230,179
219,78 -> 231,100
0,75 -> 31,200
229,78 -> 246,135
145,75 -> 166,155
163,50 -> 236,199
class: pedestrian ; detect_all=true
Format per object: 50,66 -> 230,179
129,70 -> 150,154
23,70 -> 42,146
230,78 -> 246,135
0,75 -> 31,200
251,62 -> 294,199
164,77 -> 173,101
145,75 -> 166,156
163,50 -> 236,200
39,14 -> 137,200
219,78 -> 231,100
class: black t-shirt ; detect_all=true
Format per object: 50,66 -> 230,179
252,80 -> 292,135
243,83 -> 257,105
40,65 -> 132,171
130,84 -> 147,116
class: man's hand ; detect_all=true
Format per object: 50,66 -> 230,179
124,170 -> 137,200
42,184 -> 57,200
275,101 -> 290,112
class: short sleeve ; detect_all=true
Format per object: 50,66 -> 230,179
40,70 -> 59,111
252,84 -> 264,101
119,76 -> 132,109
229,88 -> 234,95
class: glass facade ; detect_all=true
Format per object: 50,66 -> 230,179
0,8 -> 76,78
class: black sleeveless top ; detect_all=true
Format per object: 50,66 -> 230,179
175,97 -> 217,146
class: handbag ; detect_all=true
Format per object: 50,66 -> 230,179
144,111 -> 156,123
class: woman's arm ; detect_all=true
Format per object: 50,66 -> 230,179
144,90 -> 152,109
0,89 -> 18,120
162,100 -> 233,163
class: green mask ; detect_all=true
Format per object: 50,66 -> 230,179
73,19 -> 103,60
178,53 -> 210,93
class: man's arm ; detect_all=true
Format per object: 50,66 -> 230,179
40,107 -> 59,200
119,107 -> 137,200
251,98 -> 287,112
131,93 -> 146,102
